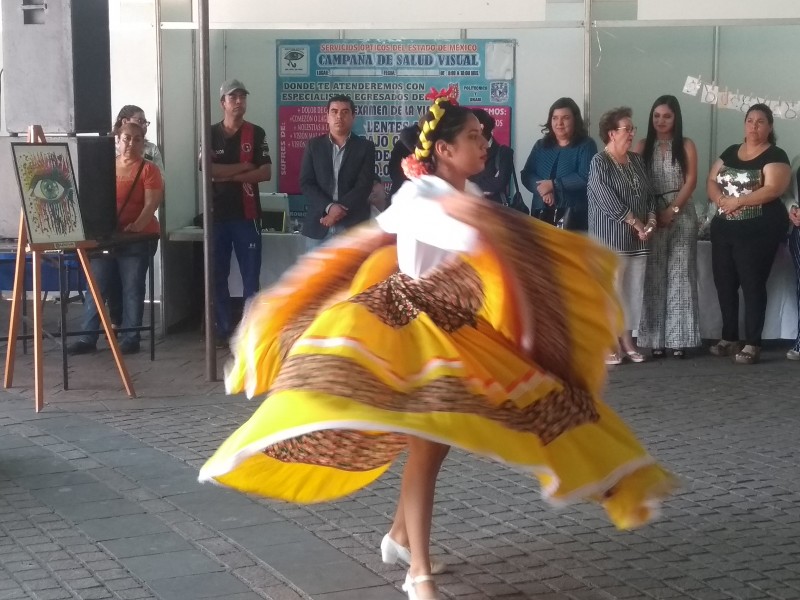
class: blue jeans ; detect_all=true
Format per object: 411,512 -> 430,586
214,219 -> 262,338
78,240 -> 154,345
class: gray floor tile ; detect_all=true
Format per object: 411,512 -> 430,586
56,498 -> 144,522
0,445 -> 54,460
278,559 -> 386,595
30,483 -> 122,507
14,470 -> 97,490
314,586 -> 406,600
78,514 -> 170,542
147,572 -> 251,600
101,532 -> 193,559
0,456 -> 75,477
251,539 -> 350,571
0,434 -> 34,450
92,447 -> 175,468
119,549 -> 224,581
139,472 -> 205,496
170,490 -> 281,531
225,521 -> 318,553
78,436 -> 147,453
118,460 -> 194,482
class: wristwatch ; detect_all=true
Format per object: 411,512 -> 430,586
671,205 -> 680,214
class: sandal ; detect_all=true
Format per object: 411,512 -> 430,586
605,352 -> 624,365
734,346 -> 760,365
709,340 -> 741,357
652,349 -> 666,359
672,349 -> 686,359
625,350 -> 646,363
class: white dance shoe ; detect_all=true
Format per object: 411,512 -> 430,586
381,534 -> 447,574
402,572 -> 440,600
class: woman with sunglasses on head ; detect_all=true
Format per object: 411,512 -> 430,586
588,107 -> 657,365
113,105 -> 164,173
103,105 -> 165,330
634,95 -> 701,359
68,122 -> 163,356
200,92 -> 675,600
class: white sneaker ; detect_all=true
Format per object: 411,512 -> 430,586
787,349 -> 800,361
381,534 -> 447,574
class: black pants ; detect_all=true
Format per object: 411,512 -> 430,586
710,215 -> 785,346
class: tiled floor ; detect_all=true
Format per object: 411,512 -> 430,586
2,298 -> 800,599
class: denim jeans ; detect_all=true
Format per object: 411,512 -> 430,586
214,219 -> 262,338
78,240 -> 155,345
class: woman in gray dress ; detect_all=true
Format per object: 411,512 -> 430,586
635,95 -> 701,358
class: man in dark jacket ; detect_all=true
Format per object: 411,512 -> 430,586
300,95 -> 376,248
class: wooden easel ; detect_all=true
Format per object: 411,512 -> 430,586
3,126 -> 135,411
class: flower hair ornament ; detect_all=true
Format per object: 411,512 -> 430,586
401,85 -> 461,178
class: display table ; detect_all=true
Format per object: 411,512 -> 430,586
168,227 -> 307,295
697,240 -> 798,340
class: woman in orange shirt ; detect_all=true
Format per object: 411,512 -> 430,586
68,122 -> 163,355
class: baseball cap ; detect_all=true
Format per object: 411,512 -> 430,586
220,79 -> 249,98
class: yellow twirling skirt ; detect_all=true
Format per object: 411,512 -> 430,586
200,208 -> 677,530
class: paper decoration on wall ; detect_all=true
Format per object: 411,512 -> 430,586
682,75 -> 800,121
683,76 -> 702,96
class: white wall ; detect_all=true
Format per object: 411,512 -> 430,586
716,26 -> 800,170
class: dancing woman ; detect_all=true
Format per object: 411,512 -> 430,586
200,92 -> 676,600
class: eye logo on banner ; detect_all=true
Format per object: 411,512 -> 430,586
280,46 -> 309,77
682,75 -> 800,120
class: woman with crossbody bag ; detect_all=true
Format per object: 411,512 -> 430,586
68,122 -> 163,356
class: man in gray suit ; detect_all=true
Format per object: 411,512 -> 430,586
300,95 -> 376,248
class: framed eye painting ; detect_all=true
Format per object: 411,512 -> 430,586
12,143 -> 85,247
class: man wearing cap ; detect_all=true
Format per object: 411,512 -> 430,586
207,78 -> 271,344
300,94 -> 376,248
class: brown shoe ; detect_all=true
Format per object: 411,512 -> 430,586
734,346 -> 760,365
709,340 -> 741,357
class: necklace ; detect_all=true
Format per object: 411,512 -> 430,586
605,149 -> 641,194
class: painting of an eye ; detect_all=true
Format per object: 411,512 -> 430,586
13,144 -> 84,243
32,178 -> 66,202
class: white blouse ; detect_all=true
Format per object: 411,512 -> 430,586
375,176 -> 480,280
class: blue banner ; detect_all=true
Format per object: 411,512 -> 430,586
276,39 -> 515,198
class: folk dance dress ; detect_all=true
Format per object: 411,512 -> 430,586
199,175 -> 677,530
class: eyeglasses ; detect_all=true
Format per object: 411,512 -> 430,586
615,126 -> 637,133
127,117 -> 151,127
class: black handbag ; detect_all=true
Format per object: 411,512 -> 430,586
533,206 -> 573,230
503,154 -> 530,215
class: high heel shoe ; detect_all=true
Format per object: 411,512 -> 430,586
402,572 -> 440,600
381,534 -> 447,574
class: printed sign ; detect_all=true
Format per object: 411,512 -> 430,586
276,39 -> 516,197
